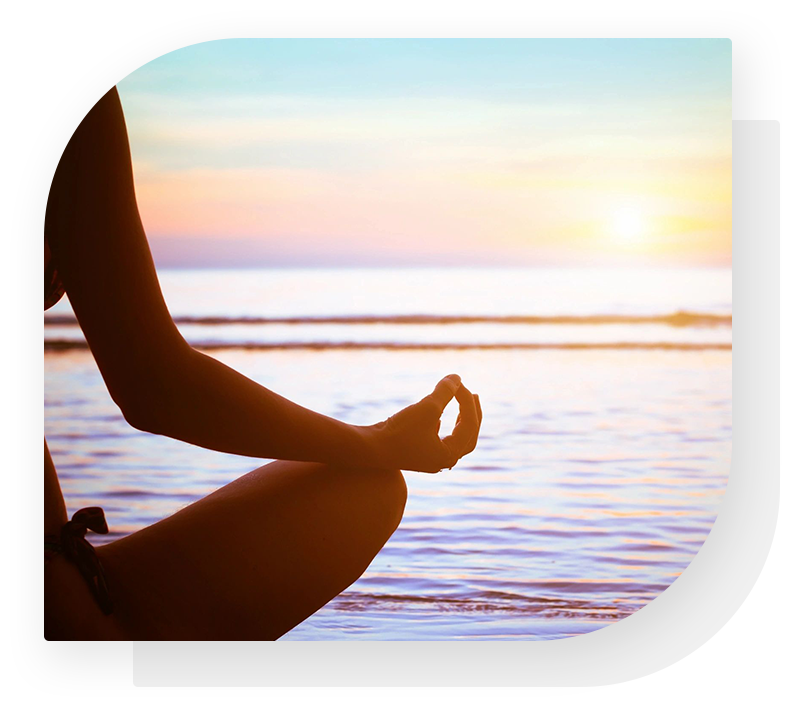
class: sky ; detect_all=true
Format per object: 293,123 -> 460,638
116,39 -> 731,268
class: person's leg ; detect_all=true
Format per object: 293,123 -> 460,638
97,460 -> 406,639
45,553 -> 129,640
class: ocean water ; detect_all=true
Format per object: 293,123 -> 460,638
44,267 -> 731,640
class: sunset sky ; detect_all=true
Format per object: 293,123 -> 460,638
117,39 -> 731,268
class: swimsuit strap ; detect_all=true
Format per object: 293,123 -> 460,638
48,507 -> 114,615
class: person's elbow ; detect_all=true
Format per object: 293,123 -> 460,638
111,379 -> 168,435
110,350 -> 191,436
116,385 -> 170,435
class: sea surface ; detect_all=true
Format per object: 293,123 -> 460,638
44,267 -> 731,640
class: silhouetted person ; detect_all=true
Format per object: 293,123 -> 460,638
44,87 -> 482,639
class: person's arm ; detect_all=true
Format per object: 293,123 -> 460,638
46,87 -> 481,473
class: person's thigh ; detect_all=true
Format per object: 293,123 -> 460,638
45,553 -> 128,640
98,460 -> 407,639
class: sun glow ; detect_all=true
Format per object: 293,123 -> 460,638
611,207 -> 647,244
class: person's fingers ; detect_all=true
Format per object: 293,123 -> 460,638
423,374 -> 461,414
460,393 -> 482,455
439,436 -> 461,468
455,383 -> 478,433
439,383 -> 478,463
456,387 -> 481,456
455,402 -> 481,455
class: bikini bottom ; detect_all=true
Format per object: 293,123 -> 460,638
45,507 -> 113,615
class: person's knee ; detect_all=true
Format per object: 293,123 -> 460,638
329,464 -> 406,539
376,467 -> 407,535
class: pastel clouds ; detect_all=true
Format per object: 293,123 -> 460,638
119,39 -> 731,267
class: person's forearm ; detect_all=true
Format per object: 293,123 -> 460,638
125,346 -> 379,466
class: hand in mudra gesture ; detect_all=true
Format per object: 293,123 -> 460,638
366,374 -> 482,473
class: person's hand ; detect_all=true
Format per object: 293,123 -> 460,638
364,374 -> 482,473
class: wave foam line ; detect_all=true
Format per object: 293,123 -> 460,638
44,310 -> 731,328
45,339 -> 732,352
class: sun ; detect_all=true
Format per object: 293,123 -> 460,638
611,206 -> 647,244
